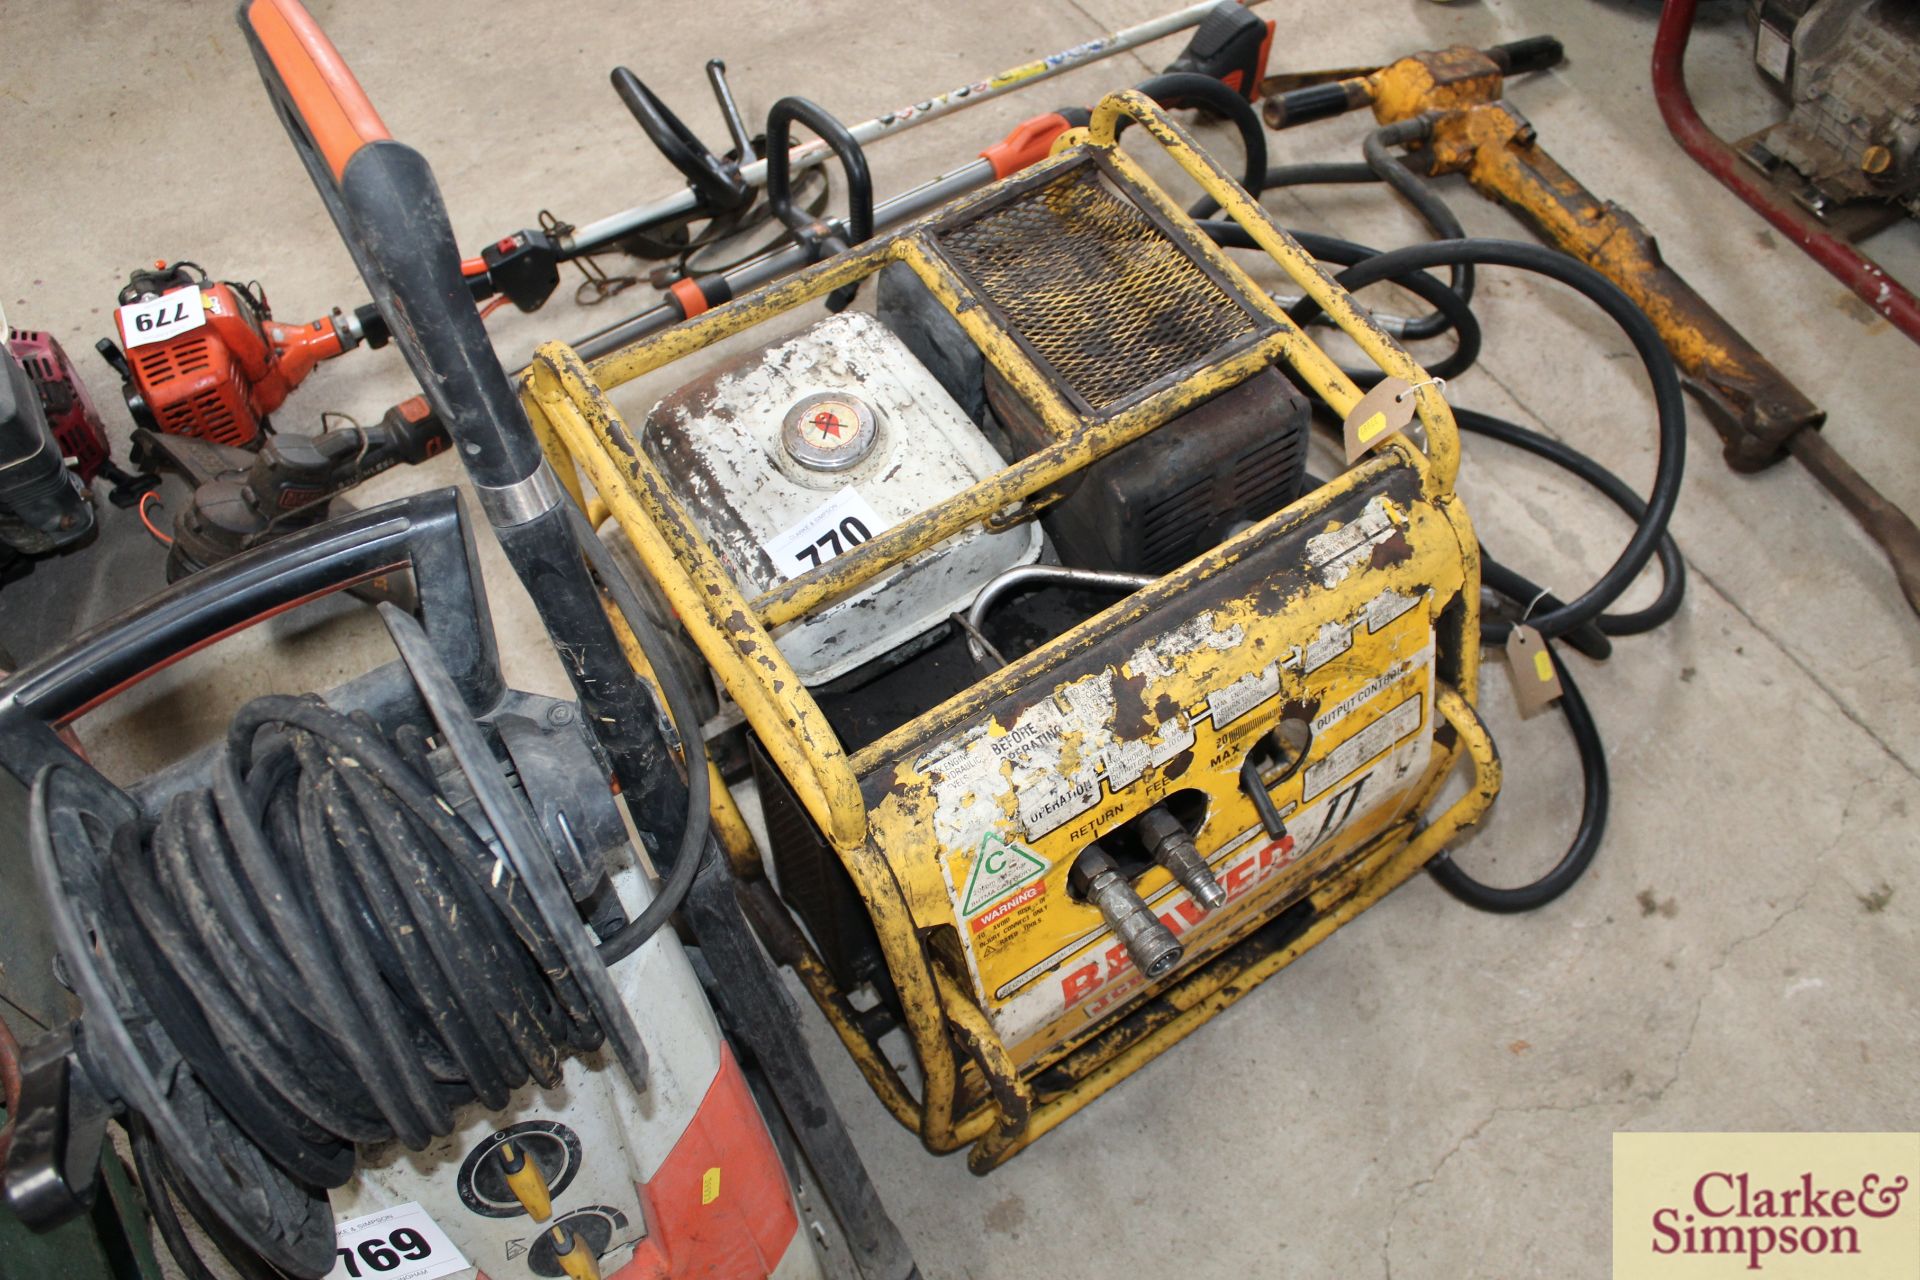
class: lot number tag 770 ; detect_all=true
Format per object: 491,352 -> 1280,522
762,486 -> 891,577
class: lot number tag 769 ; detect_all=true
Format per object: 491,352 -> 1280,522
323,1202 -> 469,1280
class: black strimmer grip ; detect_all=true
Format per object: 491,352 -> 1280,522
1162,0 -> 1273,99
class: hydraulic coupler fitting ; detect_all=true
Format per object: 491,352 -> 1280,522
1070,844 -> 1183,979
1137,804 -> 1225,911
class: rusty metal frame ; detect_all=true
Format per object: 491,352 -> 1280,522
523,91 -> 1497,1167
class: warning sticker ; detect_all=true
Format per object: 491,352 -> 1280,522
960,832 -> 1049,915
972,880 -> 1046,934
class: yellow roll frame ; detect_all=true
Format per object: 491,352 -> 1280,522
522,92 -> 1497,1170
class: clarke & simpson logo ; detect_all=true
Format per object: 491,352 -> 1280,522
1614,1133 -> 1920,1278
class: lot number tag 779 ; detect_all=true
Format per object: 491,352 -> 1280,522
117,288 -> 206,349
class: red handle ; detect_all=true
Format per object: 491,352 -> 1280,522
980,112 -> 1075,180
244,0 -> 390,181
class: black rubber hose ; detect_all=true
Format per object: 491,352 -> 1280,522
1260,161 -> 1379,189
1362,116 -> 1473,339
1480,553 -> 1612,660
563,501 -> 712,965
1290,238 -> 1688,640
1195,220 -> 1483,380
1189,161 -> 1379,219
1127,73 -> 1268,209
1457,407 -> 1686,637
93,692 -> 613,1241
1427,646 -> 1607,912
1196,155 -> 1463,339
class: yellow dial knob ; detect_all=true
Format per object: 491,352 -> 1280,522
497,1140 -> 552,1222
550,1226 -> 601,1280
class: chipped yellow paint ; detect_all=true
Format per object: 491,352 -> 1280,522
1356,46 -> 1822,462
527,93 -> 1494,1170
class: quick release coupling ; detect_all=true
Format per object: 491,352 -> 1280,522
1070,844 -> 1183,980
1137,805 -> 1226,911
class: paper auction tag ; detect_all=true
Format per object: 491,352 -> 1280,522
1341,377 -> 1417,463
117,287 -> 206,349
761,486 -> 890,578
1504,624 -> 1563,719
323,1202 -> 469,1280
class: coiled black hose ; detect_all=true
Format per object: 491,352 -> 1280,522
1128,72 -> 1268,206
1458,407 -> 1686,638
1198,220 -> 1485,380
1290,237 -> 1688,641
97,697 -> 607,1192
1428,648 -> 1608,913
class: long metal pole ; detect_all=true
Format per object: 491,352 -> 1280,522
566,0 -> 1257,251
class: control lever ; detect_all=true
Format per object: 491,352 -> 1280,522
1240,721 -> 1309,842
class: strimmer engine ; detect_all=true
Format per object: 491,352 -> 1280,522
98,261 -> 388,448
0,316 -> 103,571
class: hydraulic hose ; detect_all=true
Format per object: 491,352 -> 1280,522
1195,153 -> 1463,340
1128,73 -> 1269,206
1198,164 -> 1689,911
1198,220 -> 1485,380
1362,115 -> 1473,339
1457,407 -> 1686,637
1426,646 -> 1607,912
564,500 -> 712,965
1302,238 -> 1687,640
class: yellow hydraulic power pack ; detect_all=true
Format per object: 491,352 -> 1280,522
525,92 -> 1499,1172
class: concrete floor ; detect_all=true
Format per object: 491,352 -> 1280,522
4,0 -> 1918,1276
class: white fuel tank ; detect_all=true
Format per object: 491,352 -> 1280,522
641,310 -> 1042,685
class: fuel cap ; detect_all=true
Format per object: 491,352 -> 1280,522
782,391 -> 877,471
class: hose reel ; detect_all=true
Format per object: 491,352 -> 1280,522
0,491 -> 663,1278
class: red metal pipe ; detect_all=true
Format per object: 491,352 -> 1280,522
1651,0 -> 1920,346
0,1010 -> 21,1169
